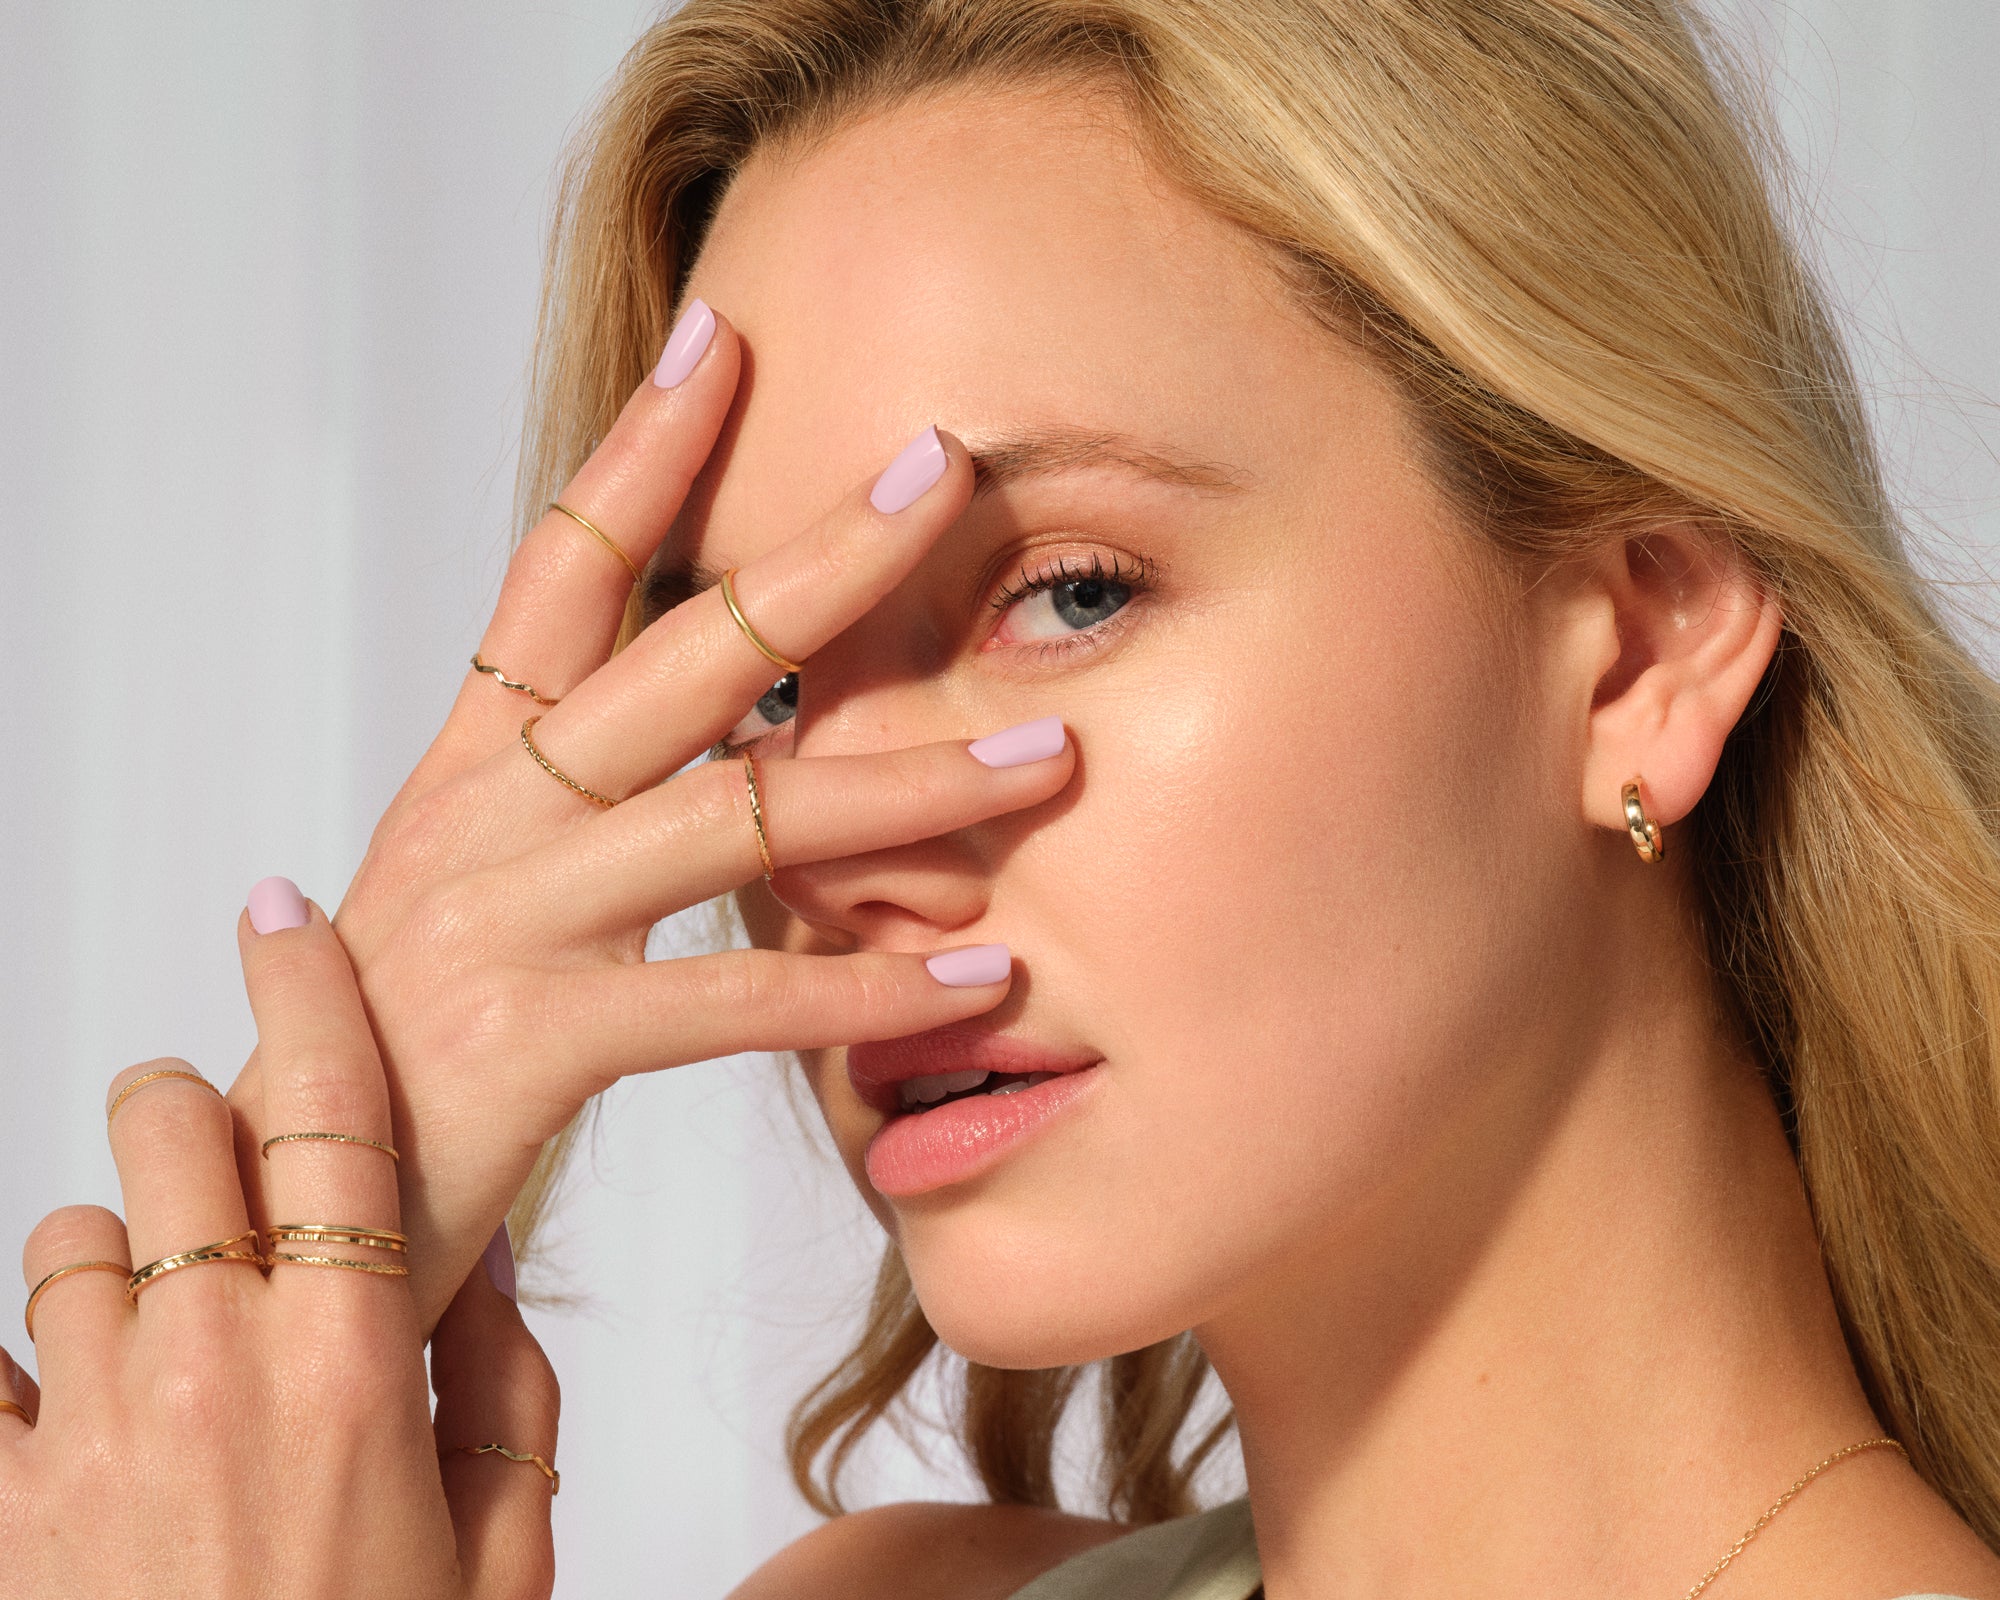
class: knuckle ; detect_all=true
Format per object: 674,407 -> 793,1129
23,1205 -> 124,1274
271,1048 -> 379,1128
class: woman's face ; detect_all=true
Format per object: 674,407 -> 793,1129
677,83 -> 1606,1367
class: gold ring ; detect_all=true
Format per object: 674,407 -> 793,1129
106,1068 -> 217,1131
451,1443 -> 560,1494
719,568 -> 803,674
0,1400 -> 29,1425
127,1230 -> 265,1304
1622,778 -> 1665,863
743,753 -> 775,881
266,1253 -> 410,1277
266,1224 -> 407,1253
470,653 -> 559,706
24,1260 -> 129,1342
549,501 -> 641,584
261,1131 -> 401,1162
520,716 -> 618,809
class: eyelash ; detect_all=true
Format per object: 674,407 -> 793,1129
709,546 -> 1157,756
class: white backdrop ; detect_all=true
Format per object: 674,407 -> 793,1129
1,4 -> 1994,1597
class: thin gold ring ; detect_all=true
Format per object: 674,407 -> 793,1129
451,1442 -> 560,1494
266,1224 -> 408,1253
470,653 -> 559,706
548,501 -> 641,584
0,1400 -> 29,1425
521,715 -> 618,808
266,1252 -> 410,1277
106,1068 -> 217,1131
126,1230 -> 265,1304
719,567 -> 803,674
1622,778 -> 1665,863
24,1260 -> 129,1342
261,1130 -> 401,1162
743,752 -> 775,881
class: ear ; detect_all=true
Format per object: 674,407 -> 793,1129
1576,524 -> 1782,837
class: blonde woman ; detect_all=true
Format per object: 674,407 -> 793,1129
7,0 -> 2000,1594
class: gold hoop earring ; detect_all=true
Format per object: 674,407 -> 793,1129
1622,779 -> 1664,863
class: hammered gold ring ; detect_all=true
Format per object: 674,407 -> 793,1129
521,716 -> 619,809
106,1068 -> 218,1132
126,1230 -> 265,1303
261,1131 -> 400,1162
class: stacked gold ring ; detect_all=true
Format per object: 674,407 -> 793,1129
265,1222 -> 410,1278
126,1229 -> 265,1303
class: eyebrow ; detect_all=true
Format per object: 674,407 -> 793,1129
640,425 -> 1243,619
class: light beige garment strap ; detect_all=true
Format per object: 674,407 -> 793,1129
1004,1498 -> 1260,1600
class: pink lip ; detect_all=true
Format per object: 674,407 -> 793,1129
848,1025 -> 1104,1196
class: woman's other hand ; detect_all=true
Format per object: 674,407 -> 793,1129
227,305 -> 1075,1330
0,891 -> 558,1600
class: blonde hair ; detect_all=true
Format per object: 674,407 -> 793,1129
510,0 -> 2000,1540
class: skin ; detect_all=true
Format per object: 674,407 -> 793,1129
675,85 -> 2000,1599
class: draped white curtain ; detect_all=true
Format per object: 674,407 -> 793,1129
0,4 -> 1992,1596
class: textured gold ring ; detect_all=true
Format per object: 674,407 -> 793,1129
127,1230 -> 265,1303
0,1400 -> 29,1425
107,1068 -> 218,1131
451,1443 -> 560,1494
743,752 -> 775,881
261,1131 -> 401,1162
549,501 -> 641,583
266,1224 -> 407,1254
266,1252 -> 410,1277
470,653 -> 559,706
24,1259 -> 129,1342
719,567 -> 803,674
520,716 -> 618,809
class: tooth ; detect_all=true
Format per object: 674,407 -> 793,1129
989,1081 -> 1029,1097
902,1068 -> 990,1107
1025,1072 -> 1057,1086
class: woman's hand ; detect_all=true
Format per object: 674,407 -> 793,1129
227,304 -> 1076,1328
1,897 -> 559,1600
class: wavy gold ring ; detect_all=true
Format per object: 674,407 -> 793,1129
470,653 -> 559,706
451,1442 -> 560,1494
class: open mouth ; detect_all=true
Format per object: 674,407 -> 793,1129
896,1068 -> 1065,1113
847,1024 -> 1101,1119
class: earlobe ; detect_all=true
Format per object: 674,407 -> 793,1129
1577,524 -> 1783,840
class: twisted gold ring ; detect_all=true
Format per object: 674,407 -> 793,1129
521,716 -> 618,809
266,1253 -> 410,1277
261,1130 -> 401,1162
743,753 -> 775,881
719,567 -> 802,674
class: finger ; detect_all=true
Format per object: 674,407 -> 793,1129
469,720 -> 1074,947
505,944 -> 1015,1103
434,1228 -> 558,1600
419,301 -> 739,787
20,1204 -> 132,1404
511,423 -> 970,811
106,1058 -> 260,1323
238,883 -> 407,1296
0,1344 -> 39,1430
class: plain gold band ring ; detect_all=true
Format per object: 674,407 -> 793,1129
126,1230 -> 265,1304
24,1260 -> 129,1342
106,1068 -> 218,1132
451,1443 -> 560,1494
719,567 -> 803,674
266,1223 -> 408,1253
743,753 -> 775,881
521,715 -> 618,809
471,653 -> 559,706
0,1400 -> 29,1425
548,501 -> 641,584
261,1130 -> 401,1162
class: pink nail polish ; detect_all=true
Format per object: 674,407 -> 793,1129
968,716 -> 1067,768
925,943 -> 1011,987
482,1222 -> 517,1301
653,298 -> 716,388
869,426 -> 947,514
247,876 -> 309,934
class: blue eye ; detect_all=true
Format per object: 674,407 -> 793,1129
710,671 -> 797,758
987,550 -> 1154,653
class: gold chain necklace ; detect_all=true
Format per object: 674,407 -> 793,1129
1683,1436 -> 1907,1599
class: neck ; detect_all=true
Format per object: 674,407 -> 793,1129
1199,926 -> 1880,1598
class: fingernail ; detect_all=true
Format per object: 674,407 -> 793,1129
869,426 -> 947,514
482,1222 -> 517,1301
653,298 -> 716,388
925,943 -> 1011,987
247,876 -> 309,934
968,715 -> 1067,768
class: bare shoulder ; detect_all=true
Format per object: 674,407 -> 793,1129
724,1501 -> 1134,1600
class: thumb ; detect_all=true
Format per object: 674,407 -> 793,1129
433,1224 -> 560,1599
